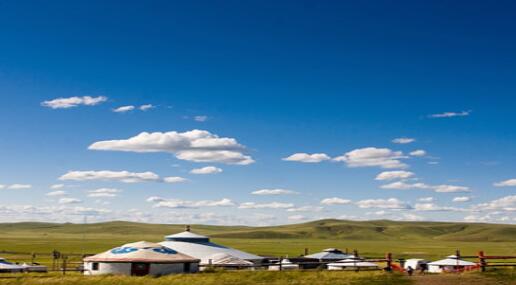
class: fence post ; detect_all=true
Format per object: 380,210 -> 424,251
478,251 -> 486,272
62,255 -> 67,275
386,252 -> 392,271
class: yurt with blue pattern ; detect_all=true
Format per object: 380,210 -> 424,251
83,241 -> 199,276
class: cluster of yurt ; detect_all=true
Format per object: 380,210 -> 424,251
83,226 -> 264,276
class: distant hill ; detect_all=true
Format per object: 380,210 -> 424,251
1,219 -> 515,242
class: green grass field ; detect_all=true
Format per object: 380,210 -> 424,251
0,219 -> 515,284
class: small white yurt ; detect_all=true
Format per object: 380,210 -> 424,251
0,258 -> 26,273
268,259 -> 299,271
427,255 -> 477,273
327,259 -> 379,271
202,253 -> 254,270
305,248 -> 355,261
83,241 -> 199,276
160,226 -> 263,264
403,259 -> 429,271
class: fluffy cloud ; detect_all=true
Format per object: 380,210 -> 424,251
380,181 -> 470,193
87,188 -> 121,198
89,130 -> 254,165
58,198 -> 82,204
494,179 -> 516,187
334,147 -> 407,169
282,153 -> 331,163
150,197 -> 235,209
429,111 -> 471,118
46,190 -> 68,197
286,206 -> 323,212
238,202 -> 294,209
375,170 -> 415,181
163,176 -> 188,183
474,195 -> 516,211
113,105 -> 135,113
356,198 -> 411,209
320,197 -> 352,205
194,115 -> 208,122
453,196 -> 471,203
392,138 -> 415,144
2,184 -> 32,190
41,96 -> 107,109
59,170 -> 161,183
414,203 -> 463,212
139,104 -> 154,111
409,150 -> 427,157
252,189 -> 298,195
190,166 -> 223,175
288,215 -> 307,221
50,184 -> 65,190
418,197 -> 435,202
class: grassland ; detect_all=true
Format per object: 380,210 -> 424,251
0,219 -> 515,284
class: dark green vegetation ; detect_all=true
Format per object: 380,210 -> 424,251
1,219 -> 515,261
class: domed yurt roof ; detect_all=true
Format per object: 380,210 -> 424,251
84,241 -> 199,263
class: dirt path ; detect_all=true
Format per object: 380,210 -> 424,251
410,274 -> 516,285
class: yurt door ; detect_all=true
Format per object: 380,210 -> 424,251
131,263 -> 150,276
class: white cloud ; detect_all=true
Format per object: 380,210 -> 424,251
375,170 -> 415,181
286,206 -> 323,212
474,195 -> 516,212
414,203 -> 463,212
163,176 -> 188,183
139,104 -> 154,111
356,198 -> 411,209
46,190 -> 68,197
89,130 -> 254,165
50,184 -> 65,190
409,150 -> 427,157
194,115 -> 208,122
87,188 -> 121,198
41,96 -> 107,109
333,147 -> 407,169
320,197 -> 352,205
392,138 -> 415,144
494,179 -> 516,187
418,197 -> 435,202
238,202 -> 294,209
58,198 -> 82,204
3,184 -> 32,190
380,181 -> 470,193
433,185 -> 470,193
398,213 -> 425,221
429,111 -> 471,118
150,198 -> 235,209
288,215 -> 307,221
190,166 -> 223,175
282,153 -> 331,163
453,196 -> 471,203
113,105 -> 135,113
252,189 -> 298,195
59,170 -> 160,183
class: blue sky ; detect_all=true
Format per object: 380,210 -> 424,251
1,0 -> 515,225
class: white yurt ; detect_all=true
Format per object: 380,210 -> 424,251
0,258 -> 26,273
403,259 -> 429,271
327,259 -> 379,271
304,248 -> 355,261
268,259 -> 300,271
202,253 -> 254,270
83,241 -> 200,276
427,255 -> 477,273
160,226 -> 263,264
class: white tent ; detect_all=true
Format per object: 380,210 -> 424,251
160,228 -> 263,264
403,259 -> 429,271
427,255 -> 477,273
0,258 -> 26,273
83,241 -> 199,276
268,259 -> 299,271
327,258 -> 379,271
202,253 -> 254,270
305,248 -> 355,261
